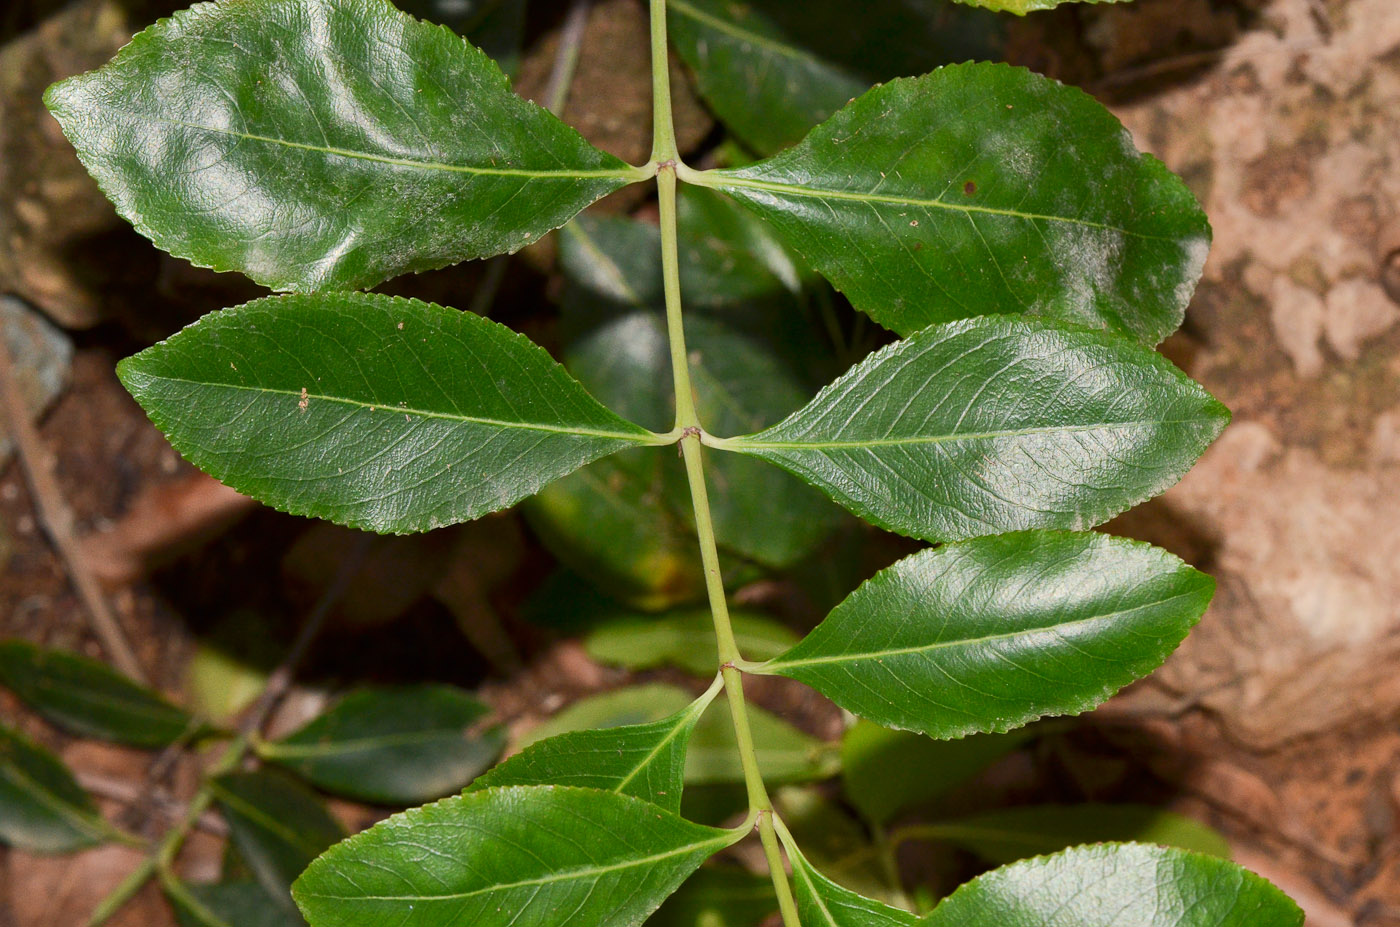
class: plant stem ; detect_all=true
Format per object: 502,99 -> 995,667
648,0 -> 678,165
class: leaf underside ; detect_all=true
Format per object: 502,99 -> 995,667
705,61 -> 1210,343
727,316 -> 1229,544
45,0 -> 636,292
764,531 -> 1213,739
292,786 -> 742,927
117,292 -> 654,534
0,725 -> 109,854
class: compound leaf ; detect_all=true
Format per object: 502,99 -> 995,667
926,843 -> 1303,927
759,532 -> 1213,739
118,292 -> 657,535
292,786 -> 744,927
466,679 -> 720,813
720,316 -> 1228,544
694,62 -> 1210,343
0,640 -> 199,748
912,803 -> 1232,865
45,0 -> 641,293
211,770 -> 345,901
0,725 -> 111,853
258,685 -> 504,805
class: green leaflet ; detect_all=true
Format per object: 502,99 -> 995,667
257,685 -> 504,805
292,786 -> 745,927
211,770 -> 345,902
718,316 -> 1228,544
0,640 -> 199,748
907,803 -> 1232,865
649,867 -> 777,927
117,292 -> 659,535
44,0 -> 642,293
168,880 -> 307,927
928,843 -> 1304,927
781,832 -> 1302,927
691,62 -> 1210,343
759,532 -> 1213,739
667,0 -> 1001,155
585,609 -> 799,676
467,677 -> 721,813
0,725 -> 112,854
952,0 -> 1131,13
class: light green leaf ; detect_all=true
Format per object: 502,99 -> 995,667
45,0 -> 642,293
759,532 -> 1213,739
907,803 -> 1232,865
292,786 -> 745,927
211,770 -> 345,902
952,0 -> 1131,14
168,879 -> 307,927
257,685 -> 504,805
649,867 -> 776,927
667,0 -> 1001,155
518,684 -> 839,785
117,292 -> 658,535
719,317 -> 1228,544
841,721 -> 1037,825
467,678 -> 721,813
691,62 -> 1210,343
0,640 -> 200,748
586,610 -> 799,676
927,843 -> 1303,927
0,725 -> 111,853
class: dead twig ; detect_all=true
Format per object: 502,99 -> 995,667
0,323 -> 145,683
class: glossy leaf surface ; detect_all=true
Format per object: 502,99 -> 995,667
916,803 -> 1231,865
211,770 -> 345,900
259,685 -> 503,805
45,0 -> 639,292
519,685 -> 839,785
697,62 -> 1210,343
722,317 -> 1228,544
586,610 -> 798,676
467,681 -> 719,813
292,786 -> 743,927
0,640 -> 198,747
761,532 -> 1213,739
929,843 -> 1303,927
841,721 -> 1036,824
118,293 -> 656,534
0,725 -> 110,853
667,0 -> 1000,155
169,880 -> 307,927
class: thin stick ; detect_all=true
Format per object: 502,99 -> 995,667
544,0 -> 593,118
0,320 -> 145,683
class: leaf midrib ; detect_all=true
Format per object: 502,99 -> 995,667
86,109 -> 640,182
17,673 -> 187,730
706,173 -> 1176,242
731,418 -> 1210,452
127,372 -> 658,443
298,830 -> 737,903
766,589 -> 1198,672
263,726 -> 479,761
668,0 -> 823,65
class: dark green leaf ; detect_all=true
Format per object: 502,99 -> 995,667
211,770 -> 345,901
258,685 -> 503,805
760,532 -> 1213,739
780,828 -> 918,927
467,678 -> 721,813
776,787 -> 897,904
586,610 -> 798,676
118,292 -> 658,535
518,684 -> 839,785
953,0 -> 1131,14
667,0 -> 1001,155
841,721 -> 1036,825
926,843 -> 1303,927
0,640 -> 199,747
169,880 -> 307,927
292,786 -> 745,927
691,62 -> 1210,343
910,803 -> 1232,865
649,867 -> 776,927
720,317 -> 1229,544
0,725 -> 111,853
45,0 -> 641,293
